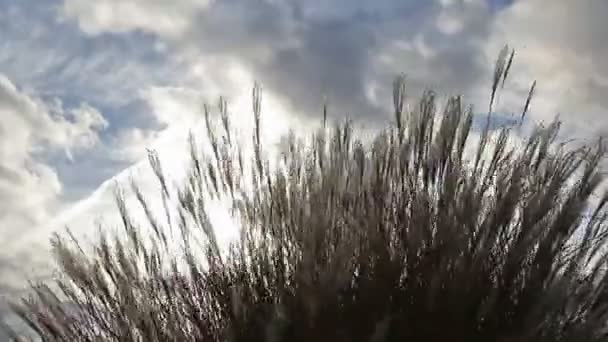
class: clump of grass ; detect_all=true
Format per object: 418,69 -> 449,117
7,47 -> 608,341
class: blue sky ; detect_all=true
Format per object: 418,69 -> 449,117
1,0 -> 608,337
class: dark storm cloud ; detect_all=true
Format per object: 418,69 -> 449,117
174,0 -> 498,126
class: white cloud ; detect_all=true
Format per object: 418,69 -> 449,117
61,0 -> 213,37
436,0 -> 478,35
109,128 -> 162,163
0,76 -> 105,161
0,75 -> 107,225
481,0 -> 608,139
0,74 -> 107,290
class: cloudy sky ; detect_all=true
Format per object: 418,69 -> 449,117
0,0 -> 607,334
